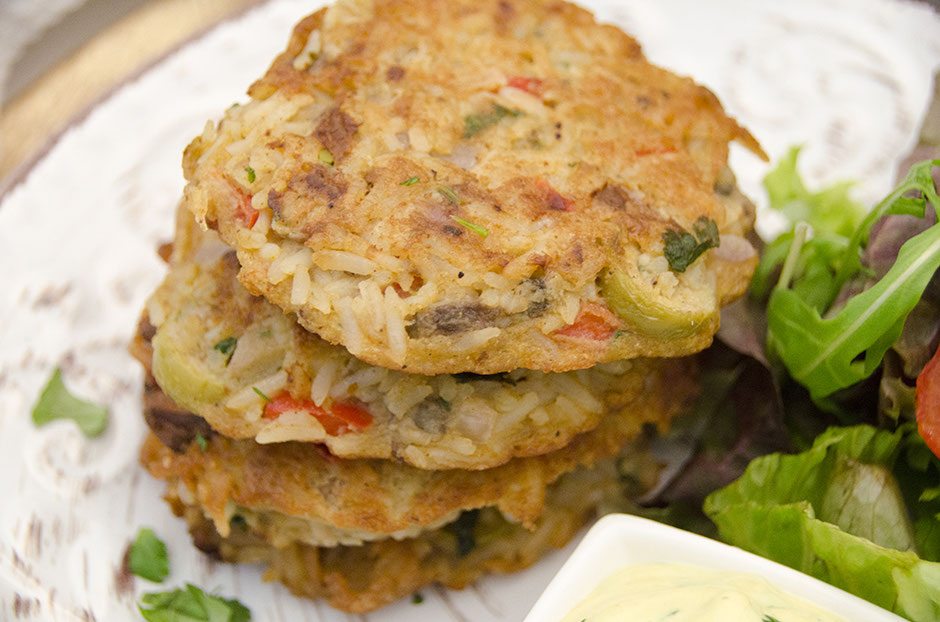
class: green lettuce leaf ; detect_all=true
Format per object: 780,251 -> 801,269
763,145 -> 865,239
766,159 -> 940,404
704,425 -> 940,621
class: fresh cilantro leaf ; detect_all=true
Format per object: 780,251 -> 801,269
318,148 -> 334,165
400,176 -> 420,186
767,160 -> 940,402
252,387 -> 272,403
139,584 -> 250,622
662,216 -> 720,272
463,104 -> 521,138
128,528 -> 169,583
450,215 -> 488,237
763,616 -> 782,622
32,367 -> 109,437
243,167 -> 256,184
213,337 -> 237,365
411,593 -> 424,604
194,434 -> 208,452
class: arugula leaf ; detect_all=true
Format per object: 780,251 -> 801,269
704,425 -> 940,621
767,160 -> 940,402
128,528 -> 169,583
32,367 -> 109,437
139,584 -> 250,622
662,216 -> 720,272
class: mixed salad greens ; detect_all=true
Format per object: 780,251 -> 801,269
618,149 -> 940,620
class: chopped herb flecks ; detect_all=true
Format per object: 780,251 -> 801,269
128,528 -> 169,583
400,176 -> 420,186
437,186 -> 459,205
253,387 -> 272,403
32,367 -> 109,437
449,509 -> 480,557
450,215 -> 488,237
244,167 -> 256,183
662,216 -> 720,272
463,104 -> 521,138
213,337 -> 237,365
433,396 -> 452,412
318,148 -> 334,165
194,434 -> 208,452
411,593 -> 424,605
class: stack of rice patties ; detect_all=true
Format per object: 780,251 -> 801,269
132,0 -> 764,613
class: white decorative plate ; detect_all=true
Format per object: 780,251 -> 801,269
1,1 -> 938,620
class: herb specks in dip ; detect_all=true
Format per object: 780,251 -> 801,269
560,563 -> 847,622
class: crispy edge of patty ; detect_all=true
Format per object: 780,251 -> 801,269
161,457 -> 618,613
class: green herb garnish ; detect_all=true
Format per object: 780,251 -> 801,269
437,186 -> 459,205
32,367 -> 109,437
450,215 -> 488,237
128,528 -> 169,583
318,148 -> 334,165
194,434 -> 208,452
763,617 -> 782,622
230,514 -> 248,530
463,104 -> 521,138
411,593 -> 424,605
400,176 -> 420,186
433,396 -> 452,412
139,584 -> 251,622
244,167 -> 256,183
449,509 -> 480,558
662,216 -> 720,273
213,337 -> 237,365
253,387 -> 272,403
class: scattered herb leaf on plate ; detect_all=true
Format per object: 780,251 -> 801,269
128,528 -> 169,583
32,367 -> 109,437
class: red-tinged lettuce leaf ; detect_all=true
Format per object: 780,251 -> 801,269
606,345 -> 791,537
704,425 -> 940,621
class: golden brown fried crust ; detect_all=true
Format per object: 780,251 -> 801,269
183,0 -> 764,374
165,462 -> 609,613
140,347 -> 695,533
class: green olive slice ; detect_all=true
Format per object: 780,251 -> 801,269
599,264 -> 716,340
151,328 -> 228,409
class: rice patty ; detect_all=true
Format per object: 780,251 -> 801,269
139,359 -> 688,544
161,459 -> 619,613
140,208 -> 697,469
182,0 -> 764,374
